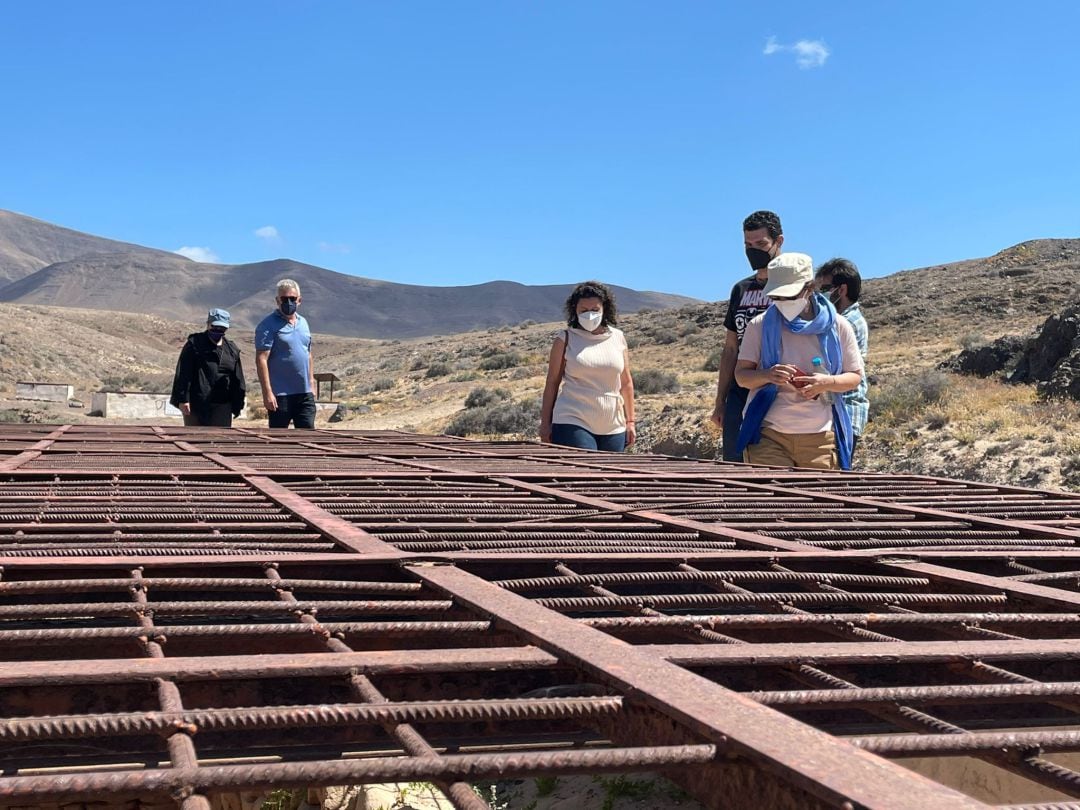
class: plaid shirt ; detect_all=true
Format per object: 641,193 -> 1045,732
840,302 -> 869,436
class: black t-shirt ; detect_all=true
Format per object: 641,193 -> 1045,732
724,275 -> 771,345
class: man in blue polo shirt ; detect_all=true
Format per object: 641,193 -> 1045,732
255,278 -> 317,428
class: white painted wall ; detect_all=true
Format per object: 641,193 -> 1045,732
16,382 -> 74,403
91,391 -> 184,418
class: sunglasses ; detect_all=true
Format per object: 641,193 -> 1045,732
279,296 -> 299,302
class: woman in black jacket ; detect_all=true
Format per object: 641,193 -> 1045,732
170,308 -> 247,427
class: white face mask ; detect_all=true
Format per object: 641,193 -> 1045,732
577,310 -> 603,330
772,298 -> 806,322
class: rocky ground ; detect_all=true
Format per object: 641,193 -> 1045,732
229,774 -> 704,810
8,278 -> 1080,495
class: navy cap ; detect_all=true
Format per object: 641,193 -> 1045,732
207,308 -> 231,327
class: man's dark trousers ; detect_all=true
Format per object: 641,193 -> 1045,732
268,392 -> 316,429
721,384 -> 749,462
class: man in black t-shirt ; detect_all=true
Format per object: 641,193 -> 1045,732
709,210 -> 784,461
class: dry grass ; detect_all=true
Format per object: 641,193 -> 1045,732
855,331 -> 1080,490
4,299 -> 1077,492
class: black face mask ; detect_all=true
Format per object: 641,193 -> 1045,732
820,285 -> 842,307
207,328 -> 227,341
745,247 -> 773,271
279,299 -> 298,316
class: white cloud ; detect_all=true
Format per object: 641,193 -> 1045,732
763,37 -> 830,69
254,225 -> 281,241
317,241 -> 352,255
175,246 -> 220,263
793,40 -> 830,69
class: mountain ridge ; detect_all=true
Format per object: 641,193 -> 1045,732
0,210 -> 182,285
0,210 -> 699,338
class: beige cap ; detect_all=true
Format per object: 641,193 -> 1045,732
762,252 -> 814,298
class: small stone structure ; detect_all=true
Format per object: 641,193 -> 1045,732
16,381 -> 75,403
91,391 -> 250,420
91,391 -> 182,419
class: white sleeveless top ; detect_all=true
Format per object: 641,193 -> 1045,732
552,327 -> 628,435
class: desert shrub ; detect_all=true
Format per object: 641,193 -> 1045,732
870,369 -> 949,422
464,387 -> 511,409
479,352 -> 522,370
100,373 -> 171,392
377,358 -> 401,371
425,361 -> 452,378
624,334 -> 642,349
450,370 -> 480,382
679,323 -> 700,337
356,376 -> 396,395
960,332 -> 986,351
702,348 -> 724,372
445,396 -> 541,437
652,332 -> 678,345
925,410 -> 950,430
1063,455 -> 1080,488
633,369 -> 681,395
409,356 -> 428,371
535,775 -> 558,797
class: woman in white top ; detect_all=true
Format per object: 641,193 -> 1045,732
540,281 -> 636,451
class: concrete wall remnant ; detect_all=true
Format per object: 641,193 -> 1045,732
90,391 -> 249,419
16,381 -> 75,403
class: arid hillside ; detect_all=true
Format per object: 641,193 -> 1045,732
0,209 -> 177,284
3,237 -> 1079,491
0,210 -> 698,338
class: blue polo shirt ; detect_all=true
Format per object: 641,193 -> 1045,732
255,311 -> 312,396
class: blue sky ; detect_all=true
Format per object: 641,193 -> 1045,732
1,2 -> 1077,300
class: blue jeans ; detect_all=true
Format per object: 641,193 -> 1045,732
551,423 -> 627,452
721,384 -> 749,462
268,392 -> 316,429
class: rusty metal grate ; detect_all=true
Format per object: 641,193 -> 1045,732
0,475 -> 356,556
2,424 -> 1080,808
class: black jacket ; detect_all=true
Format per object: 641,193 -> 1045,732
170,332 -> 247,417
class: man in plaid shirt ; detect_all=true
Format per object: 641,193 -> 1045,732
816,259 -> 869,457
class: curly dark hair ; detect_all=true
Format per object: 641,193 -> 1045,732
564,280 -> 619,328
742,210 -> 783,240
816,257 -> 862,302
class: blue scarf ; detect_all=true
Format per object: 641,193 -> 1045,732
736,293 -> 854,469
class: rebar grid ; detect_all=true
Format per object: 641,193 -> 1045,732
3,425 -> 1080,808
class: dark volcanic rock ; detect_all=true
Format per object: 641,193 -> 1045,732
947,335 -> 1026,377
1010,303 -> 1080,398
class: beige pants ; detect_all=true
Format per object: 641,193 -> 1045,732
743,426 -> 837,469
